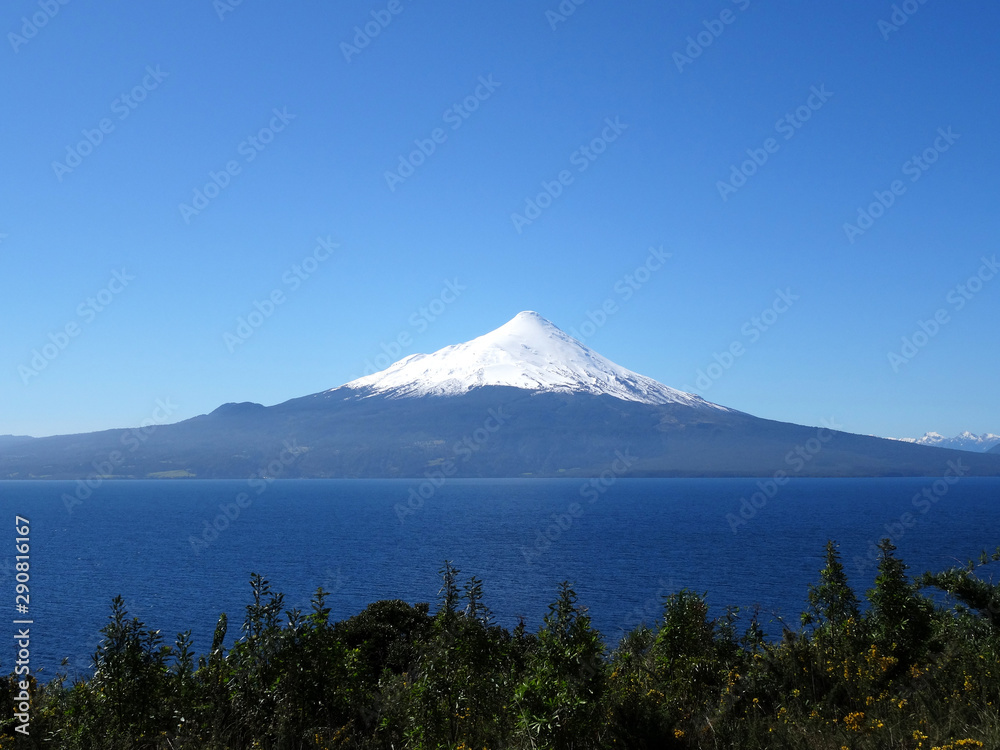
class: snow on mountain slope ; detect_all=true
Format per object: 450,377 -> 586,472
341,311 -> 728,409
890,431 -> 1000,453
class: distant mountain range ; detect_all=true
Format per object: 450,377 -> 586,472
888,431 -> 1000,453
3,311 -> 999,479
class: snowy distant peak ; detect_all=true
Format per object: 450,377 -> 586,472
342,311 -> 728,409
890,431 -> 1000,453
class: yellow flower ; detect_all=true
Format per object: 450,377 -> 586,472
673,729 -> 685,739
843,711 -> 865,732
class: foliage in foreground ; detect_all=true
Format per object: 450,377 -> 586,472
2,541 -> 1000,749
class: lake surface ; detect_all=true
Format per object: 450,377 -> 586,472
0,477 -> 997,679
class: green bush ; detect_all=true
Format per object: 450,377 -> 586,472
8,541 -> 1000,749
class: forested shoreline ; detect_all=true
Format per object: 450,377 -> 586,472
3,540 -> 998,749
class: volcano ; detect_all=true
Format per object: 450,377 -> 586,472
3,312 -> 999,479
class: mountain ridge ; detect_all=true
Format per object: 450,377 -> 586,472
889,431 -> 1000,453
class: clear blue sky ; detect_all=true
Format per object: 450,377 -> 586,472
2,0 -> 997,439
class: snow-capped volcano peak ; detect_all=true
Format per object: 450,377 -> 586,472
341,311 -> 726,409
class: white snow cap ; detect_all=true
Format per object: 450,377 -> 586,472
892,431 -> 1000,450
342,311 -> 727,409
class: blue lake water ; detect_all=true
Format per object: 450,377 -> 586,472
0,477 -> 997,679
